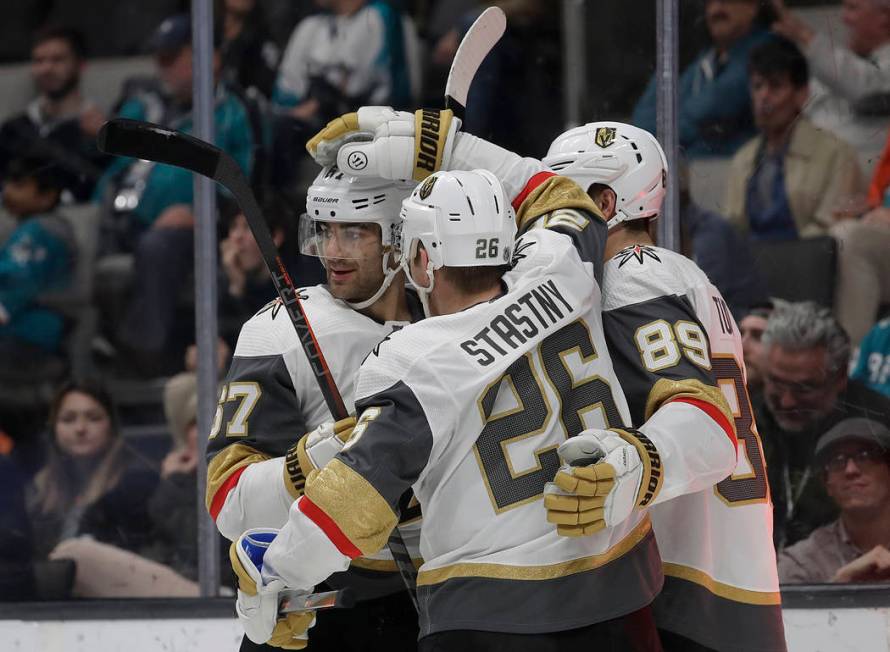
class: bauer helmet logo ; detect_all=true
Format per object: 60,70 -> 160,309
418,175 -> 438,200
594,127 -> 617,148
346,151 -> 368,171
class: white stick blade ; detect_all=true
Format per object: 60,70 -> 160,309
445,6 -> 507,110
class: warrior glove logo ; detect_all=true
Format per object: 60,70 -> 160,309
594,126 -> 617,148
412,109 -> 453,180
346,151 -> 368,171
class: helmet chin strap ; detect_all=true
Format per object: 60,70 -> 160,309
401,256 -> 437,319
346,250 -> 400,311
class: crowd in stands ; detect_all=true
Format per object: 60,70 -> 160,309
0,0 -> 889,601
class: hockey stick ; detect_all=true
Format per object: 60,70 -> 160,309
98,120 -> 348,420
444,6 -> 506,121
97,118 -> 420,610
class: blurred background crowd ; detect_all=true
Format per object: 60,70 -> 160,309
0,0 -> 889,601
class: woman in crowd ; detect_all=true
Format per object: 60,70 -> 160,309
27,380 -> 158,560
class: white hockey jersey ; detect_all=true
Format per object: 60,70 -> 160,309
266,223 -> 664,637
602,244 -> 786,652
205,285 -> 422,596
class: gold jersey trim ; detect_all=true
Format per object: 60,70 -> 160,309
305,458 -> 398,557
516,176 -> 606,232
644,377 -> 736,439
351,556 -> 424,572
206,443 -> 271,511
417,515 -> 652,587
663,563 -> 782,606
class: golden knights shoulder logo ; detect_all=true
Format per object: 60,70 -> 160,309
418,174 -> 438,200
594,126 -> 617,148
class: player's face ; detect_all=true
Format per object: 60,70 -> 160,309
750,72 -> 807,135
31,38 -> 80,100
704,0 -> 759,48
54,391 -> 114,459
740,314 -> 768,387
763,345 -> 845,432
824,441 -> 890,513
319,222 -> 387,302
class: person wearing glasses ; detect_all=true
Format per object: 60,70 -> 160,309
777,418 -> 890,583
754,301 -> 890,549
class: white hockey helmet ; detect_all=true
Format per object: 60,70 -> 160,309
542,121 -> 667,229
299,166 -> 413,309
399,169 -> 516,316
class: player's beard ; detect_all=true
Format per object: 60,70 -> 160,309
326,256 -> 385,304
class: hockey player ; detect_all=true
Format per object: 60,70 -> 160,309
205,166 -> 424,650
230,163 -> 740,650
542,122 -> 786,652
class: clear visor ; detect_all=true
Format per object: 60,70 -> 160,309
298,213 -> 385,262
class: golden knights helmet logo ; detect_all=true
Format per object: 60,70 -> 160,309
594,126 -> 617,148
418,174 -> 438,200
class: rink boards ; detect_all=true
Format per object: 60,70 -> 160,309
2,587 -> 890,652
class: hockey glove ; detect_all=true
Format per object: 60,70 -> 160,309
306,106 -> 460,181
231,529 -> 315,649
544,429 -> 662,536
284,416 -> 356,499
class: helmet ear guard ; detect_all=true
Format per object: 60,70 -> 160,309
543,122 -> 668,230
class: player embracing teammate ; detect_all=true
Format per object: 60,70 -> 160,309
211,102 -> 785,652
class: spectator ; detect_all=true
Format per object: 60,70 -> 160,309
96,13 -> 255,375
772,0 -> 890,175
739,300 -> 777,394
0,26 -> 108,202
142,372 -> 202,583
725,37 -> 866,240
217,0 -> 281,98
755,302 -> 890,548
218,194 -> 324,348
632,0 -> 774,158
45,374 -> 229,598
269,0 -> 410,186
679,161 -> 766,319
26,381 -> 158,561
778,418 -> 890,583
830,130 -> 890,345
0,155 -> 75,376
273,0 -> 409,121
96,13 -> 254,248
851,318 -> 890,397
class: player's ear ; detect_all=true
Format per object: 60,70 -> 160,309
602,188 -> 618,218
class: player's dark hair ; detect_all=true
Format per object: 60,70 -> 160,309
749,37 -> 809,88
33,25 -> 87,60
440,265 -> 509,294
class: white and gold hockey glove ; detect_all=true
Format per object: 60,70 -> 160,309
231,529 -> 315,649
283,416 -> 356,499
306,106 -> 460,181
544,428 -> 662,537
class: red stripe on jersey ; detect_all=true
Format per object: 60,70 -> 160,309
297,496 -> 362,559
209,466 -> 249,521
670,397 -> 738,452
512,171 -> 556,212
